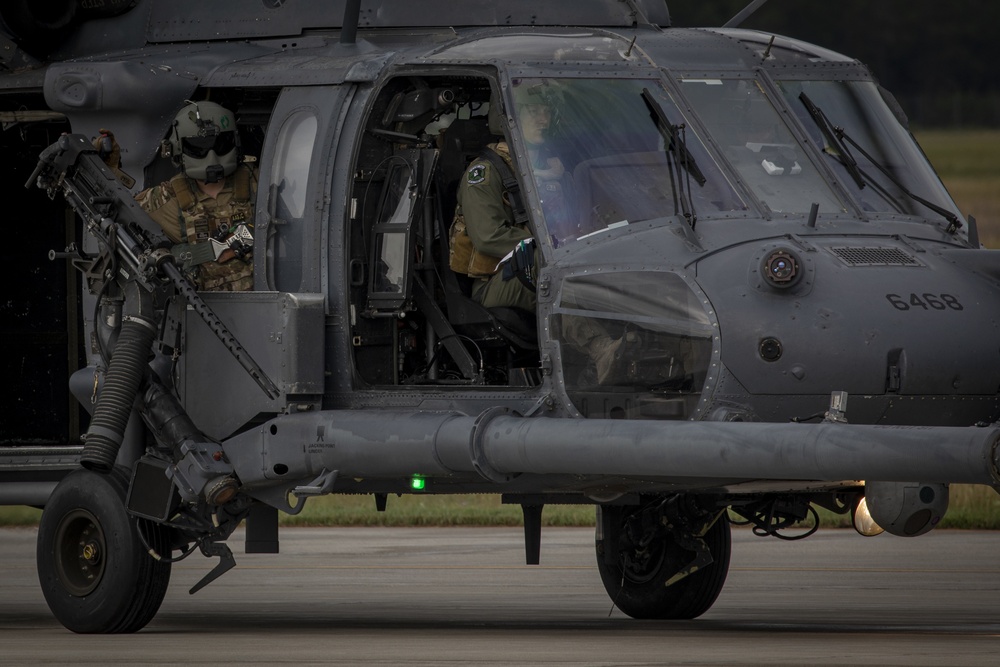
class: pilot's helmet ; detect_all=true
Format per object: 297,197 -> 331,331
512,81 -> 557,121
169,100 -> 240,183
511,80 -> 563,143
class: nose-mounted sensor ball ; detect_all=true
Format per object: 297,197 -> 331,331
761,248 -> 801,288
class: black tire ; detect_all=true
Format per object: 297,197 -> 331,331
596,505 -> 731,620
36,466 -> 171,633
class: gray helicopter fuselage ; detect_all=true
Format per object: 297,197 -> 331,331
115,25 -> 999,502
4,0 -> 999,503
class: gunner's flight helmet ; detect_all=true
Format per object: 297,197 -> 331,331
168,101 -> 240,183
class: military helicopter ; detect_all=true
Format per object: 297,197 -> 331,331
1,0 -> 999,634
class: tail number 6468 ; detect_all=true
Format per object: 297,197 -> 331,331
886,293 -> 964,311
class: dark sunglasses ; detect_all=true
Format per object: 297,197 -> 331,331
181,131 -> 236,159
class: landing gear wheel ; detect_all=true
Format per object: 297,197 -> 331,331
37,466 -> 172,633
596,502 -> 731,619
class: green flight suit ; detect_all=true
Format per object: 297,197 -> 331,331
452,142 -> 535,311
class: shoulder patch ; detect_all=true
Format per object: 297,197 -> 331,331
467,163 -> 489,185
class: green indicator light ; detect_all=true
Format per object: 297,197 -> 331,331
411,476 -> 426,491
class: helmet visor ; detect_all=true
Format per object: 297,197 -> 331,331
182,131 -> 237,159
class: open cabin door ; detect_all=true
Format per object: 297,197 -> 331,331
171,85 -> 353,439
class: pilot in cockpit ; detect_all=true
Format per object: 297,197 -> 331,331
448,82 -> 638,384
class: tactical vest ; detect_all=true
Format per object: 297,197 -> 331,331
170,166 -> 255,291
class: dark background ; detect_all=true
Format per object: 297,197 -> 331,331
667,0 -> 1000,127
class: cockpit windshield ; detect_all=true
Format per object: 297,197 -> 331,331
507,76 -> 964,246
679,78 -> 846,216
776,79 -> 963,222
509,77 -> 745,247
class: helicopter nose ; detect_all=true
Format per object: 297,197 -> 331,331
693,237 -> 1000,424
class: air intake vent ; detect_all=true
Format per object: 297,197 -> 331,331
829,246 -> 921,267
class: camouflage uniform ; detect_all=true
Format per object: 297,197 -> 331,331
448,142 -> 535,311
136,164 -> 257,291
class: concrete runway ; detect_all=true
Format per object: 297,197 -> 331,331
2,525 -> 999,666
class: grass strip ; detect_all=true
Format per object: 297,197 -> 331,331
1,485 -> 997,529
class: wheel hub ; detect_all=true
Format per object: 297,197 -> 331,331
620,514 -> 668,584
54,509 -> 107,597
81,540 -> 100,565
622,538 -> 667,584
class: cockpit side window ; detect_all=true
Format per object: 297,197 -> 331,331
269,110 -> 318,292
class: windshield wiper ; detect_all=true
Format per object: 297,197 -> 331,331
798,92 -> 867,190
799,92 -> 962,234
642,89 -> 706,186
641,88 -> 704,228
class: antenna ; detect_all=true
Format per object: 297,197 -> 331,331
723,0 -> 769,28
762,34 -> 775,60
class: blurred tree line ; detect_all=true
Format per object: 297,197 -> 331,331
666,0 -> 1000,127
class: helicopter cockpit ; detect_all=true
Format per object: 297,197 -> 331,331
344,44 -> 971,425
347,73 -> 740,394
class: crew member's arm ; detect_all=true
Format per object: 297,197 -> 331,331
135,183 -> 184,244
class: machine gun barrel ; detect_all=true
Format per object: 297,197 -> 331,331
28,134 -> 279,400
